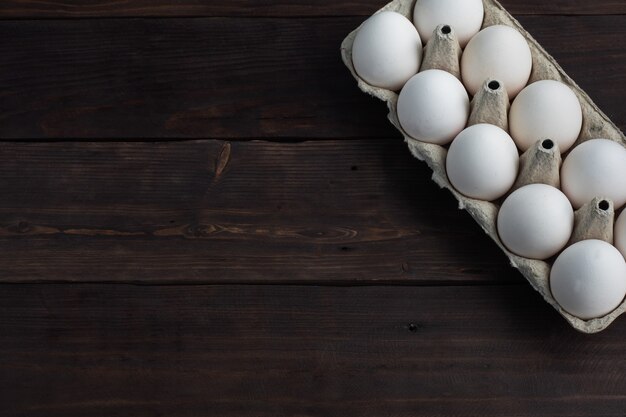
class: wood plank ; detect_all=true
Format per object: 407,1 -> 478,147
0,16 -> 623,140
0,139 -> 514,283
0,0 -> 623,18
1,283 -> 626,417
0,17 -> 396,140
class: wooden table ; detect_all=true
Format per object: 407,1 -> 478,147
0,1 -> 624,415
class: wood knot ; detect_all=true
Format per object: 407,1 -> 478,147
17,221 -> 30,233
214,142 -> 231,181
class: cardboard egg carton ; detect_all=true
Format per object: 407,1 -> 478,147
340,0 -> 626,333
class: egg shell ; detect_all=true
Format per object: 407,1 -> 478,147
550,239 -> 626,320
397,69 -> 470,144
413,0 -> 484,48
615,210 -> 626,260
446,123 -> 519,200
352,11 -> 422,91
497,184 -> 574,260
561,139 -> 626,209
509,80 -> 583,153
461,25 -> 532,98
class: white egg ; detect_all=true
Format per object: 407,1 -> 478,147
352,11 -> 422,91
561,139 -> 626,209
615,210 -> 626,260
509,80 -> 583,153
497,184 -> 574,259
446,123 -> 519,200
461,25 -> 532,98
413,0 -> 484,48
397,69 -> 470,144
550,239 -> 626,320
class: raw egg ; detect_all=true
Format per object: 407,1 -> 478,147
413,0 -> 484,48
446,123 -> 519,200
550,239 -> 626,320
497,184 -> 574,259
561,139 -> 626,209
509,80 -> 583,153
397,69 -> 470,144
461,25 -> 532,98
352,11 -> 423,90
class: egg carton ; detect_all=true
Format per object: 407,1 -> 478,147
340,0 -> 626,333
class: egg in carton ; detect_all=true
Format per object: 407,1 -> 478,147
340,0 -> 626,333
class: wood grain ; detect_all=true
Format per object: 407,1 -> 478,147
0,139 -> 514,283
0,0 -> 624,18
2,283 -> 626,417
0,16 -> 623,140
0,3 -> 625,413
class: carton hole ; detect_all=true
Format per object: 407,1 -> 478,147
598,200 -> 610,211
441,25 -> 451,35
488,81 -> 500,90
541,139 -> 554,150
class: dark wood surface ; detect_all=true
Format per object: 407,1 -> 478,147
1,16 -> 624,139
0,140 -> 513,284
0,1 -> 625,415
2,284 -> 626,417
1,0 -> 624,17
